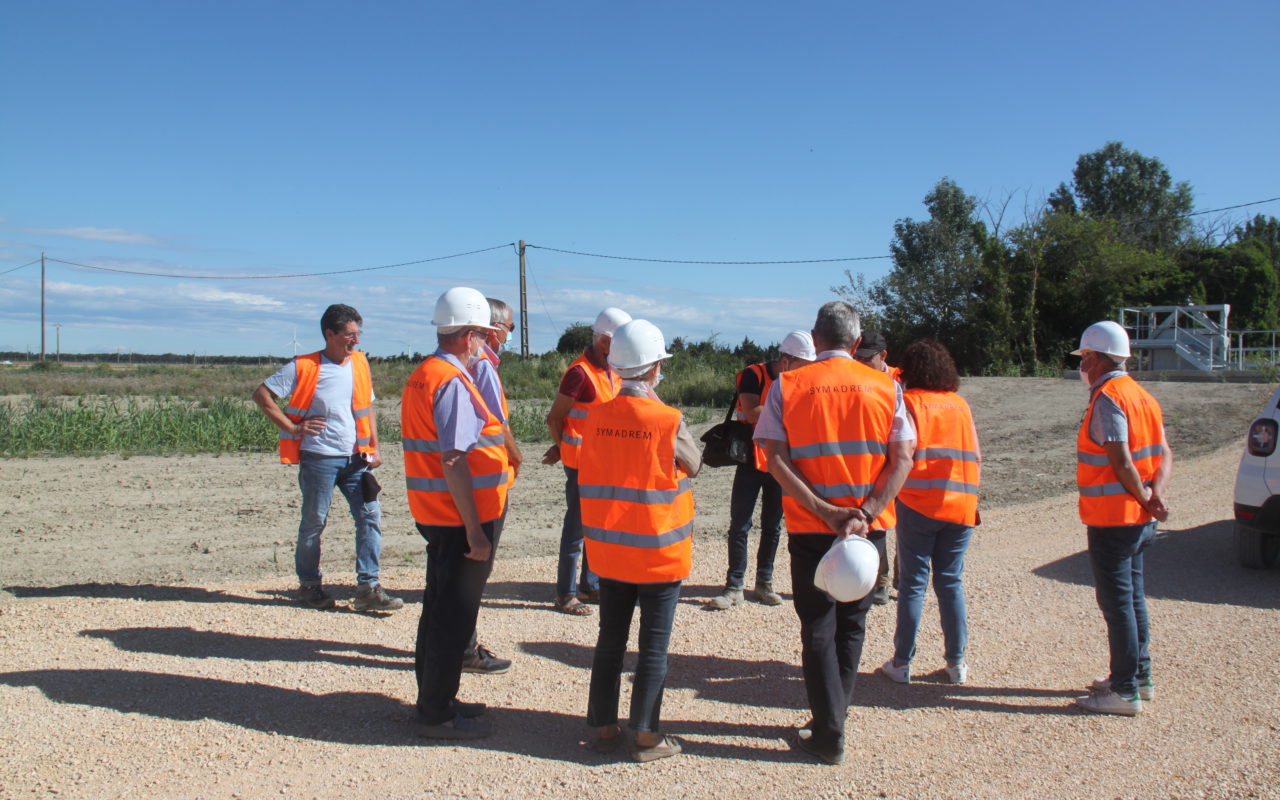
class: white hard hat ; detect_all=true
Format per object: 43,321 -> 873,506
814,535 -> 879,602
592,307 -> 632,337
608,319 -> 672,374
1071,320 -> 1130,358
432,287 -> 496,330
780,330 -> 816,361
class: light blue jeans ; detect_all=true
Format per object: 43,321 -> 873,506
892,501 -> 973,668
297,451 -> 382,587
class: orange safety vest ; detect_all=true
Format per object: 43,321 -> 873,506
579,394 -> 694,583
559,352 -> 621,470
898,389 -> 980,525
401,356 -> 510,526
1077,374 -> 1165,527
777,356 -> 897,534
737,362 -> 774,473
277,351 -> 375,464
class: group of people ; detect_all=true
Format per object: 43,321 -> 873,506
253,291 -> 1174,765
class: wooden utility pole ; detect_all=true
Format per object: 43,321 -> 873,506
40,252 -> 46,361
52,323 -> 62,361
518,240 -> 529,357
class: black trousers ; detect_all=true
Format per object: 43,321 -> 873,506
788,532 -> 885,753
413,517 -> 502,724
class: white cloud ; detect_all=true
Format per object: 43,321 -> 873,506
26,227 -> 167,246
177,285 -> 284,308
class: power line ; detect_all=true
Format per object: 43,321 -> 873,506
0,258 -> 41,276
525,244 -> 891,265
1185,196 -> 1280,217
44,244 -> 515,280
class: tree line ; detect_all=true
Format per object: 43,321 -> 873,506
836,141 -> 1280,375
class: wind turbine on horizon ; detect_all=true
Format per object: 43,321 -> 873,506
287,326 -> 301,357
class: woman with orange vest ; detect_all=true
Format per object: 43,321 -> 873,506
878,340 -> 981,687
578,319 -> 701,763
1071,321 -> 1171,717
542,307 -> 632,616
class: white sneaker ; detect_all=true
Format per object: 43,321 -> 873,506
879,659 -> 910,684
1089,677 -> 1154,701
944,663 -> 968,684
1075,689 -> 1143,716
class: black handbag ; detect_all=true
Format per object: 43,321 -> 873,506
699,399 -> 755,468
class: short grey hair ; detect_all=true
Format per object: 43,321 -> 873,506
812,301 -> 861,351
486,297 -> 512,327
436,328 -> 471,346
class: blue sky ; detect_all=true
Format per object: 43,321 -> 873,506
2,1 -> 1277,358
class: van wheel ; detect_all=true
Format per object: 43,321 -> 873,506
1236,521 -> 1280,568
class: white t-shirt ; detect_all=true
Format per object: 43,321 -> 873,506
263,354 -> 376,456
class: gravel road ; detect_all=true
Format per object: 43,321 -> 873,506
1,378 -> 1277,799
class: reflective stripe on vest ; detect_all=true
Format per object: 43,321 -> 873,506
401,356 -> 510,526
277,351 -> 375,465
1076,375 -> 1165,527
897,390 -> 980,525
560,353 -> 620,470
579,394 -> 694,583
778,357 -> 896,534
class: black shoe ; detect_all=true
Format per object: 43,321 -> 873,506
413,713 -> 493,740
450,699 -> 487,719
299,585 -> 336,610
794,729 -> 844,765
462,645 -> 512,674
352,582 -> 405,612
871,586 -> 891,605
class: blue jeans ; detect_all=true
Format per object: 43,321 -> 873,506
725,463 -> 783,589
892,502 -> 973,667
587,578 -> 681,733
1087,520 -> 1156,696
556,466 -> 599,597
296,452 -> 382,587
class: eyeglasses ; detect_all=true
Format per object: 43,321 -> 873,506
500,321 -> 515,333
335,329 -> 362,341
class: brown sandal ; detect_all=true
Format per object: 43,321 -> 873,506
555,594 -> 594,616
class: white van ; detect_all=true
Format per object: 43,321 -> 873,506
1233,384 -> 1280,568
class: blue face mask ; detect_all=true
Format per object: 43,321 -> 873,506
653,370 -> 664,387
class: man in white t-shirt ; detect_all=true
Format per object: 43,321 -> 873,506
252,304 -> 402,612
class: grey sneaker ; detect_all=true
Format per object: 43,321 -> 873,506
944,663 -> 968,684
879,658 -> 910,684
299,584 -> 336,610
1075,689 -> 1142,716
870,586 -> 891,605
1089,677 -> 1155,701
705,588 -> 744,610
752,581 -> 783,606
353,582 -> 404,612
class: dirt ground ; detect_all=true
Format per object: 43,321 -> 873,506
1,377 -> 1278,799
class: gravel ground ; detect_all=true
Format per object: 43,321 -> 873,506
1,378 -> 1278,799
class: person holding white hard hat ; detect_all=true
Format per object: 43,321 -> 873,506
707,330 -> 815,611
753,301 -> 915,765
542,307 -> 632,615
402,286 -> 510,739
578,319 -> 701,762
1071,320 -> 1173,716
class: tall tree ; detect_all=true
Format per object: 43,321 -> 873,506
868,178 -> 1008,372
1060,141 -> 1194,251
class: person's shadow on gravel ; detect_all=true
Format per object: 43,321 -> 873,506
80,627 -> 412,669
3,583 -> 283,606
4,668 -> 783,761
1031,520 -> 1280,610
521,640 -> 804,708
